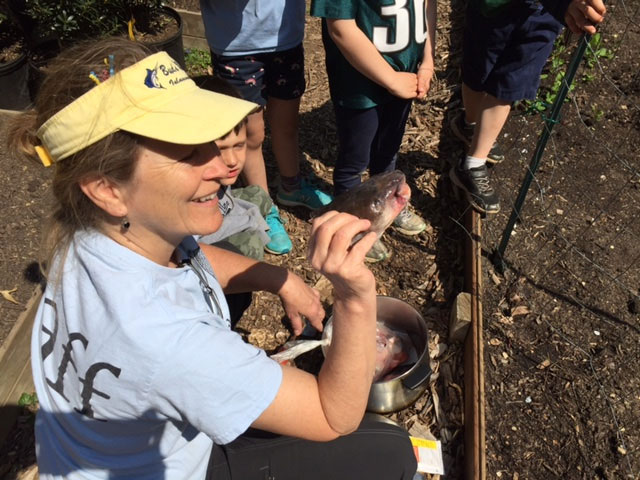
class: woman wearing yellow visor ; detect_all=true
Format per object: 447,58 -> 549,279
9,38 -> 417,480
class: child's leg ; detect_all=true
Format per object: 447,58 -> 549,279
468,93 -> 511,161
263,44 -> 332,210
217,233 -> 265,262
370,97 -> 426,235
233,185 -> 291,255
369,97 -> 413,176
242,109 -> 269,193
451,89 -> 504,214
266,96 -> 301,179
233,185 -> 273,218
461,83 -> 486,124
452,4 -> 562,214
263,44 -> 305,183
332,104 -> 379,195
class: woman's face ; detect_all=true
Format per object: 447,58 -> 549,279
120,138 -> 229,247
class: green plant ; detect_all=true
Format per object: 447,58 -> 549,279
18,392 -> 38,408
584,33 -> 614,69
25,0 -> 164,44
184,48 -> 211,76
522,38 -> 571,115
591,103 -> 604,122
0,3 -> 15,35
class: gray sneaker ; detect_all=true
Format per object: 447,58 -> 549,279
450,164 -> 500,214
393,207 -> 426,235
450,111 -> 505,164
365,238 -> 391,263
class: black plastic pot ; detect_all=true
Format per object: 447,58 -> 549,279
27,40 -> 60,103
0,51 -> 31,110
7,0 -> 59,52
25,6 -> 185,102
143,7 -> 186,69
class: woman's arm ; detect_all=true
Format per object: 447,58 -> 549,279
326,19 -> 418,99
199,243 -> 325,334
252,212 -> 379,440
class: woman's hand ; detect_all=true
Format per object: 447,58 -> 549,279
277,274 -> 325,336
307,211 -> 377,303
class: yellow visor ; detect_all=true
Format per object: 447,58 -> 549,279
36,52 -> 258,165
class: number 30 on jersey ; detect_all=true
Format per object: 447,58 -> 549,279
372,0 -> 427,53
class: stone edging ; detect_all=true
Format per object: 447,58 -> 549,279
175,8 -> 209,51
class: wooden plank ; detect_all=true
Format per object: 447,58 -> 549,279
0,286 -> 41,447
463,210 -> 485,480
474,213 -> 486,480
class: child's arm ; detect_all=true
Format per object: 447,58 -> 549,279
564,0 -> 606,34
326,19 -> 418,99
417,0 -> 437,99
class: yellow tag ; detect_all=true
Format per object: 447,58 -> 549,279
34,145 -> 53,167
410,437 -> 438,450
128,18 -> 136,41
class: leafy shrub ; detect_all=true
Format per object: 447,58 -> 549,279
25,0 -> 165,43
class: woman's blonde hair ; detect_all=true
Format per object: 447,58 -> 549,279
7,37 -> 153,275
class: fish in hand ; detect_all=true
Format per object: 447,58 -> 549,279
313,170 -> 411,242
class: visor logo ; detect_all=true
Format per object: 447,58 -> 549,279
144,66 -> 165,89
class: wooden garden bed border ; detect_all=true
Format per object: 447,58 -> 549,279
0,286 -> 40,446
464,209 -> 486,479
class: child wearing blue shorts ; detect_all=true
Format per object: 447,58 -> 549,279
200,0 -> 332,254
450,0 -> 606,214
311,0 -> 436,262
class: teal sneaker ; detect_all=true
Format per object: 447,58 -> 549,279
264,205 -> 292,255
276,178 -> 333,210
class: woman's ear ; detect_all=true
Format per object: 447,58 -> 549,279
79,175 -> 128,218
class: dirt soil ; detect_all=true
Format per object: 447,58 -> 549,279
1,0 -> 639,479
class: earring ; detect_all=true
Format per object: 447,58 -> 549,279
121,217 -> 130,232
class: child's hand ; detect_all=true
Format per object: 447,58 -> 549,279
417,66 -> 434,100
565,0 -> 606,34
386,72 -> 419,99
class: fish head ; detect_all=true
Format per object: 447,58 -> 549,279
315,170 -> 411,238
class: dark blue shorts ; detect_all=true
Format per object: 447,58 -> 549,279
462,3 -> 563,101
210,44 -> 306,106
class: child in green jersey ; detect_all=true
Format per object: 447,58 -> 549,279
311,0 -> 436,262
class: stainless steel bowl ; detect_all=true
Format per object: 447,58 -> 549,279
323,296 -> 432,413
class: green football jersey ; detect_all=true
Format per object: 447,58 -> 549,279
311,0 -> 427,109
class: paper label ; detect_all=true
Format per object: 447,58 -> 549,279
410,436 -> 445,475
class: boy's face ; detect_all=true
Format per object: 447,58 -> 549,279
215,124 -> 247,187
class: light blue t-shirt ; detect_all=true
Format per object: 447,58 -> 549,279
200,0 -> 306,55
31,230 -> 282,480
